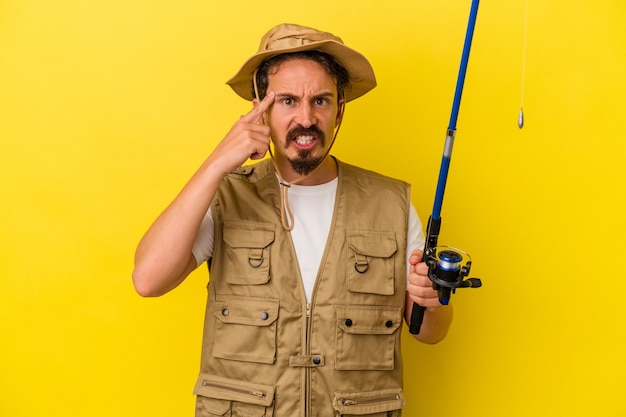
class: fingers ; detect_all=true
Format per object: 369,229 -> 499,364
248,150 -> 266,160
407,266 -> 430,286
212,92 -> 274,172
240,91 -> 275,124
407,277 -> 440,309
407,258 -> 440,308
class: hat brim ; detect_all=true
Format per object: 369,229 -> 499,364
226,39 -> 376,102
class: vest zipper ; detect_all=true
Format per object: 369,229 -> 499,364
201,380 -> 267,399
341,393 -> 401,407
305,302 -> 312,417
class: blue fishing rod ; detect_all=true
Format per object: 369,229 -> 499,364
409,0 -> 483,335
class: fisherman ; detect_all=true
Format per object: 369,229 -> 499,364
133,23 -> 453,416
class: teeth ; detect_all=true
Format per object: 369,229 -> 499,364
295,135 -> 314,145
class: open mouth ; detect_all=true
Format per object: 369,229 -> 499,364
288,126 -> 324,149
294,135 -> 316,147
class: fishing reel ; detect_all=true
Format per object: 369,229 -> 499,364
424,246 -> 482,305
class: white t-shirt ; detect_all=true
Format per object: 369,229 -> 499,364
192,177 -> 425,301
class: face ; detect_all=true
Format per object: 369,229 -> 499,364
261,58 -> 344,182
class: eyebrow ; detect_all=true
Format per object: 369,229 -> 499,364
276,91 -> 336,100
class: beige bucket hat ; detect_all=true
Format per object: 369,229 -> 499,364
226,23 -> 377,102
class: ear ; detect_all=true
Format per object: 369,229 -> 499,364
335,99 -> 346,126
252,98 -> 268,125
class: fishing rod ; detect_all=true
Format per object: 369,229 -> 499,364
409,0 -> 483,335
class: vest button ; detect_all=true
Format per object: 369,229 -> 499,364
312,357 -> 321,365
385,320 -> 393,328
260,312 -> 269,320
345,318 -> 353,327
221,308 -> 229,316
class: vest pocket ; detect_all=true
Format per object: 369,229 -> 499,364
212,295 -> 279,364
333,388 -> 405,416
347,230 -> 398,295
193,373 -> 275,417
335,305 -> 401,370
222,223 -> 275,285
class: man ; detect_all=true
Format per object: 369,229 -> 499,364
133,23 -> 452,416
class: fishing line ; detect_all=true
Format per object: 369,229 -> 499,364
519,0 -> 529,129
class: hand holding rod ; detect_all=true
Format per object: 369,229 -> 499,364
409,0 -> 480,335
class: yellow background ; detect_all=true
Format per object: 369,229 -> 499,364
2,0 -> 625,416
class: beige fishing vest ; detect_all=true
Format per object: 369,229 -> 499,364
194,158 -> 410,417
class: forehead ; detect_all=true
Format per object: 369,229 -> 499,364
267,58 -> 338,94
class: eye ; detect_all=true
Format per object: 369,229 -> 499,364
314,97 -> 328,106
281,97 -> 294,106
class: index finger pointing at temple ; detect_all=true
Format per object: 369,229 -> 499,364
244,91 -> 275,124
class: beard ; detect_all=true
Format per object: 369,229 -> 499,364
289,151 -> 324,176
285,125 -> 326,176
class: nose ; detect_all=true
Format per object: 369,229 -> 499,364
296,102 -> 316,128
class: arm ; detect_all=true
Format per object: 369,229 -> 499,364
132,92 -> 276,297
405,249 -> 453,344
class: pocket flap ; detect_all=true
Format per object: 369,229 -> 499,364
194,373 -> 274,407
347,231 -> 397,257
336,305 -> 401,335
333,388 -> 405,415
223,224 -> 275,249
196,396 -> 230,416
215,295 -> 279,327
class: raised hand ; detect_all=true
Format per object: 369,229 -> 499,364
210,91 -> 275,175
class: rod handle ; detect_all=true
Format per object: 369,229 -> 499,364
409,303 -> 426,334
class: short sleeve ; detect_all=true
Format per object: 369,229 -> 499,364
406,202 -> 425,278
191,208 -> 215,267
